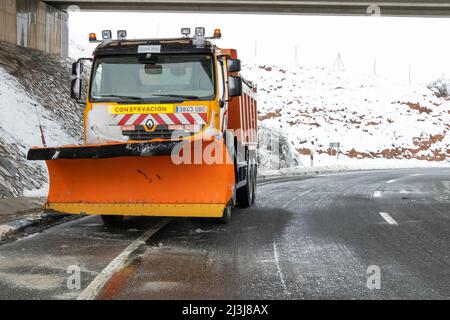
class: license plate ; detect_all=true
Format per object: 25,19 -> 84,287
175,106 -> 207,113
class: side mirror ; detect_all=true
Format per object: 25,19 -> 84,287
227,59 -> 241,73
71,78 -> 81,100
72,61 -> 83,76
228,76 -> 242,97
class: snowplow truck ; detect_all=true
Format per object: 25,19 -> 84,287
27,28 -> 257,224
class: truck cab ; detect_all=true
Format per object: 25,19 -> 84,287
71,28 -> 247,145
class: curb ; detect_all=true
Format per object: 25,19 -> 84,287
255,166 -> 449,186
256,167 -> 356,184
256,165 -> 448,183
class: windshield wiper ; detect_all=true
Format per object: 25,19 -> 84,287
151,94 -> 200,100
96,94 -> 145,102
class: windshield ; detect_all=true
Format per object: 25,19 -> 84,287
90,54 -> 215,102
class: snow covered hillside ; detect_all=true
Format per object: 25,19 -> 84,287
241,64 -> 450,169
0,41 -> 84,198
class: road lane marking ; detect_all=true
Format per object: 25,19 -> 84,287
272,241 -> 290,296
440,181 -> 450,190
379,212 -> 398,226
410,173 -> 422,177
386,179 -> 396,184
77,218 -> 171,300
282,189 -> 313,208
373,191 -> 382,198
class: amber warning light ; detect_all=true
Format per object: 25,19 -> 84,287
214,29 -> 222,38
89,33 -> 97,42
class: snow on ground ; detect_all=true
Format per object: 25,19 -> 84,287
0,67 -> 74,148
242,63 -> 450,170
22,186 -> 49,198
0,67 -> 75,196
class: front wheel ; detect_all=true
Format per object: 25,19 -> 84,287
101,215 -> 124,225
216,204 -> 232,224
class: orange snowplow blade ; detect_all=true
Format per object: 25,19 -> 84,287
28,139 -> 235,217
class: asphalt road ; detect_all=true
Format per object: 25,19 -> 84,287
0,168 -> 449,299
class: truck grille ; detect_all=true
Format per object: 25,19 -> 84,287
122,125 -> 196,141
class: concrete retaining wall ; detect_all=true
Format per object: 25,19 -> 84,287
0,0 -> 68,57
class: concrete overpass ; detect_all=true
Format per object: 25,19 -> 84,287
2,0 -> 450,59
48,0 -> 450,16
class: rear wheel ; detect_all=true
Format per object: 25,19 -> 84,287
101,215 -> 124,225
236,163 -> 253,208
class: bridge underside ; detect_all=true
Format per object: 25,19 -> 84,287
48,1 -> 450,17
3,0 -> 450,59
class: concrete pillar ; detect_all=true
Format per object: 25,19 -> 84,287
0,0 -> 17,44
1,0 -> 68,57
0,1 -> 5,41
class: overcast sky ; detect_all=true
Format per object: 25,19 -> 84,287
69,11 -> 450,85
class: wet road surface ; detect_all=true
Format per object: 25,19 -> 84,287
0,168 -> 449,299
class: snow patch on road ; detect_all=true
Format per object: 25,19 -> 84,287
0,272 -> 64,290
194,228 -> 223,234
373,191 -> 383,198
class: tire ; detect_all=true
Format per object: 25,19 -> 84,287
101,215 -> 124,225
236,163 -> 253,208
217,203 -> 232,224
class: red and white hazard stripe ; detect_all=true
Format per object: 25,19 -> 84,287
115,113 -> 208,126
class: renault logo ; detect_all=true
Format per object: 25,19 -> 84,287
145,119 -> 155,128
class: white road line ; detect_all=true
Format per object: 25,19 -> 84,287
373,191 -> 382,198
386,179 -> 396,184
410,173 -> 422,177
272,241 -> 290,296
282,189 -> 313,208
77,219 -> 171,300
379,212 -> 399,226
